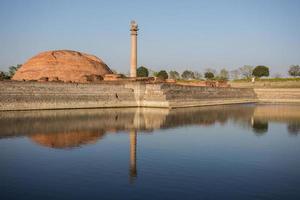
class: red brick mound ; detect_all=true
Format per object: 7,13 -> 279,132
12,50 -> 113,83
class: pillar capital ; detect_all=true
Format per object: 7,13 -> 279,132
130,20 -> 139,35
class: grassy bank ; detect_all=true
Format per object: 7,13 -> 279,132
230,78 -> 300,88
232,77 -> 300,82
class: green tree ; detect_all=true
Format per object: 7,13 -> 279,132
204,72 -> 214,79
137,66 -> 149,77
181,70 -> 195,80
8,64 -> 22,78
169,70 -> 180,79
288,65 -> 300,77
156,70 -> 168,80
252,65 -> 269,78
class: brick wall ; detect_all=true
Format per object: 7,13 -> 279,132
0,81 -> 258,111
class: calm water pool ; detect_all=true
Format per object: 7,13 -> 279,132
1,104 -> 300,199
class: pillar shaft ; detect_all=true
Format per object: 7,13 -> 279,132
130,21 -> 138,78
130,35 -> 137,77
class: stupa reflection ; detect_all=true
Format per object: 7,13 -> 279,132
30,131 -> 105,149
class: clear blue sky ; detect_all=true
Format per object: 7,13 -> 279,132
0,0 -> 300,75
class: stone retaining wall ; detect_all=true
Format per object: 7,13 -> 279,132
0,81 -> 258,111
254,88 -> 300,104
160,84 -> 257,108
0,81 -> 138,110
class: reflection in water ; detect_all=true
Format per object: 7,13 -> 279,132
2,105 -> 300,141
251,119 -> 268,136
1,104 -> 300,181
129,130 -> 137,182
287,122 -> 300,136
30,131 -> 104,149
1,105 -> 300,139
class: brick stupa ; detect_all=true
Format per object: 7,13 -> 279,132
12,50 -> 113,83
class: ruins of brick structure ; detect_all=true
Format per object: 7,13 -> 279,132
12,50 -> 113,83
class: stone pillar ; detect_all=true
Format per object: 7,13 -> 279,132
130,20 -> 138,78
129,129 -> 137,182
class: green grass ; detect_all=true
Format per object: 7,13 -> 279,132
232,77 -> 300,82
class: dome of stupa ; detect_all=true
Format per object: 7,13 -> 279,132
12,50 -> 113,82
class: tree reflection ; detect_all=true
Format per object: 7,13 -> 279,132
1,104 -> 300,141
251,120 -> 268,136
287,122 -> 300,136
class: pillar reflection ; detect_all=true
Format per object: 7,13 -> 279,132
129,129 -> 137,183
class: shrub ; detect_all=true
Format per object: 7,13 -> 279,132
156,70 -> 168,80
137,66 -> 149,77
252,66 -> 269,78
0,72 -> 6,80
119,74 -> 126,78
0,71 -> 10,80
204,72 -> 214,79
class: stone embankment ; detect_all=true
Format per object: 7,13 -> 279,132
230,80 -> 300,104
254,88 -> 300,104
0,81 -> 257,111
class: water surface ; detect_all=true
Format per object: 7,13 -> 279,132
1,104 -> 300,199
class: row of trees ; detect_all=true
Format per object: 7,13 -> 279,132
136,65 -> 300,81
137,66 -> 230,80
1,64 -> 299,81
226,65 -> 300,79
